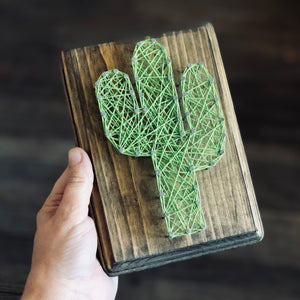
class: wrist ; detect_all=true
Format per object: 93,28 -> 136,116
21,268 -> 83,300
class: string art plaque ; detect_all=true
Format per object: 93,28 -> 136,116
95,39 -> 226,238
61,24 -> 263,275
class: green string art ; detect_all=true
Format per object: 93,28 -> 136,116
95,39 -> 226,238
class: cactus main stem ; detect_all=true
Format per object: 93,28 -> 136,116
153,150 -> 205,237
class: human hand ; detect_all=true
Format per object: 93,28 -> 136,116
21,147 -> 118,300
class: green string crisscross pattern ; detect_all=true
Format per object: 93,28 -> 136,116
95,39 -> 226,238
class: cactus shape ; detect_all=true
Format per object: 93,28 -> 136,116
95,39 -> 226,238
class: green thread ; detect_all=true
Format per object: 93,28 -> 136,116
95,39 -> 226,238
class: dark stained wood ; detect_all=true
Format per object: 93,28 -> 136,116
61,24 -> 263,275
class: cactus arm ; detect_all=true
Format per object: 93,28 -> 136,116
181,63 -> 226,170
95,69 -> 141,155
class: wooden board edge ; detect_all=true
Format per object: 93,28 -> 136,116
60,51 -> 80,147
204,23 -> 264,239
60,50 -> 116,274
106,230 -> 263,276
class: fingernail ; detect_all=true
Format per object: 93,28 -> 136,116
68,148 -> 82,167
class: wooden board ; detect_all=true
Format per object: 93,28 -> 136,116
61,23 -> 263,276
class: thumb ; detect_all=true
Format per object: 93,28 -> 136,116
57,147 -> 94,223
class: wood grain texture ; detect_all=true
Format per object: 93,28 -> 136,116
61,23 -> 263,275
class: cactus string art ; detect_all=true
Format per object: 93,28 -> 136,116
95,39 -> 226,238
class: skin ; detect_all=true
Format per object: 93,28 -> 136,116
21,147 -> 118,300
